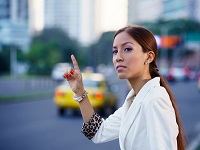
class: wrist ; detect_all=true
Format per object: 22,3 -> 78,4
74,90 -> 88,102
75,89 -> 86,97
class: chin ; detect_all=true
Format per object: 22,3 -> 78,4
118,74 -> 127,79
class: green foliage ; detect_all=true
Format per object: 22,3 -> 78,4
27,28 -> 80,75
27,42 -> 59,75
139,18 -> 200,35
0,45 -> 10,74
87,31 -> 115,69
0,45 -> 26,75
17,50 -> 26,61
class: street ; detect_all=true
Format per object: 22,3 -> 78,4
0,79 -> 200,150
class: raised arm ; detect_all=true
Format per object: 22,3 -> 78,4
63,55 -> 94,123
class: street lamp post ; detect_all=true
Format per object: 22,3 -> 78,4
0,21 -> 30,77
160,24 -> 184,67
160,25 -> 170,68
10,46 -> 17,76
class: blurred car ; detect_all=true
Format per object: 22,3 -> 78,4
54,72 -> 118,116
51,63 -> 72,81
166,64 -> 190,82
159,66 -> 169,78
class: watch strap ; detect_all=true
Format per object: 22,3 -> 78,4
73,90 -> 88,102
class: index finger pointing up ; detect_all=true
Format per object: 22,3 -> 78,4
71,54 -> 80,71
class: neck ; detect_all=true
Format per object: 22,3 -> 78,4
128,76 -> 151,95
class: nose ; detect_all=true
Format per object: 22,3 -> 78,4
115,52 -> 123,62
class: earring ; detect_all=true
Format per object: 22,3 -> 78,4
144,62 -> 148,65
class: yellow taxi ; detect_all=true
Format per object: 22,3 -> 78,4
54,73 -> 118,116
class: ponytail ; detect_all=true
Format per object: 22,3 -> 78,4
151,68 -> 187,150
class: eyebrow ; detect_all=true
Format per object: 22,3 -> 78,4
113,42 -> 134,49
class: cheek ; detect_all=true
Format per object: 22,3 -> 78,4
127,56 -> 144,69
127,56 -> 139,64
112,56 -> 116,65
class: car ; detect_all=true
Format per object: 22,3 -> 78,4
51,63 -> 72,81
166,64 -> 190,82
54,72 -> 118,116
159,66 -> 169,78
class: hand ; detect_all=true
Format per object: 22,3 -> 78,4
62,55 -> 85,96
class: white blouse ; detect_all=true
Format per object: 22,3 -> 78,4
83,77 -> 179,150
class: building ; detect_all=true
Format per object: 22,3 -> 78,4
41,0 -> 101,46
128,0 -> 200,24
0,0 -> 30,51
28,0 -> 44,34
0,0 -> 28,22
1,0 -> 128,47
0,0 -> 30,76
163,0 -> 200,22
128,0 -> 163,24
30,0 -> 127,46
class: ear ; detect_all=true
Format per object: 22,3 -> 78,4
146,51 -> 155,64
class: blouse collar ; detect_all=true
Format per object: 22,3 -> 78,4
126,77 -> 160,102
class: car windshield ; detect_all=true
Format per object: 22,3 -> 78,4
62,79 -> 101,87
83,80 -> 100,87
54,63 -> 71,70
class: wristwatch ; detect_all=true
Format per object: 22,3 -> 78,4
73,90 -> 88,102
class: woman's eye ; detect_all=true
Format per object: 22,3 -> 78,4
124,48 -> 132,52
112,50 -> 118,54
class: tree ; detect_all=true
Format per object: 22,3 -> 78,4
0,45 -> 26,75
0,45 -> 10,75
139,18 -> 200,35
87,31 -> 115,70
27,28 -> 80,75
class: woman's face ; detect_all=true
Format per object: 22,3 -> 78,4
112,32 -> 149,79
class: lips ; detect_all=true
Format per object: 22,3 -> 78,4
116,65 -> 127,71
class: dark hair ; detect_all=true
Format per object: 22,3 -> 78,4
114,25 -> 186,150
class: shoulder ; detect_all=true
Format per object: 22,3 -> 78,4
147,86 -> 169,100
143,86 -> 172,110
141,77 -> 170,103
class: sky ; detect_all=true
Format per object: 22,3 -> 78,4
32,0 -> 128,32
30,0 -> 44,31
100,0 -> 128,32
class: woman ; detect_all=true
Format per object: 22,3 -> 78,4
63,25 -> 185,150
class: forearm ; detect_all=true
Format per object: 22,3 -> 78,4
76,89 -> 103,140
78,95 -> 94,123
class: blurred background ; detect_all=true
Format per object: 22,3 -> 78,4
0,0 -> 200,150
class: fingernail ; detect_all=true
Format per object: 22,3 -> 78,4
63,74 -> 67,78
70,70 -> 74,75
